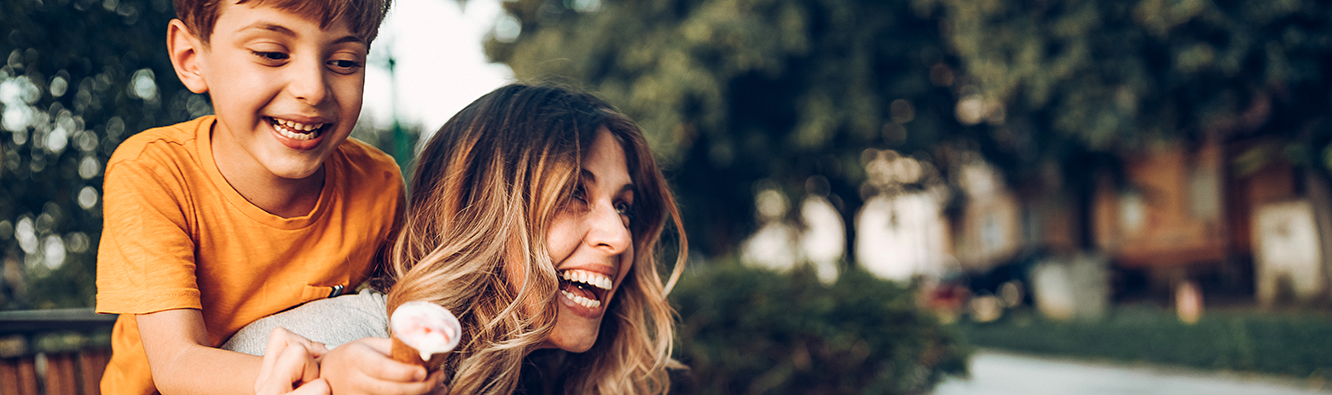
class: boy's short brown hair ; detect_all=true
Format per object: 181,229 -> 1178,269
174,0 -> 391,45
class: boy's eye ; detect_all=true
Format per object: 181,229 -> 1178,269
328,59 -> 364,74
251,51 -> 288,63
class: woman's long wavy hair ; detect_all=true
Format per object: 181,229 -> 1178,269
383,83 -> 686,394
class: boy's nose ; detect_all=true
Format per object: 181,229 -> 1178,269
288,59 -> 329,105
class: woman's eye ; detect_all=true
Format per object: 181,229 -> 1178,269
571,186 -> 587,202
615,202 -> 633,224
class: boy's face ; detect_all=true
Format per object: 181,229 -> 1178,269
189,1 -> 367,181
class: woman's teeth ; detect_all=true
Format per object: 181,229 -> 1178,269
559,269 -> 613,309
560,269 -> 613,290
271,118 -> 325,140
561,289 -> 602,308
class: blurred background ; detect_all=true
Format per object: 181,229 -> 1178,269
4,0 -> 1332,393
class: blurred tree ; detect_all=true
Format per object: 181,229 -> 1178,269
0,0 -> 204,310
485,0 -> 963,259
927,0 -> 1332,152
489,0 -> 1332,264
922,0 -> 1332,253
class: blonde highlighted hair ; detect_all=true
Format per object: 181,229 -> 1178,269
384,84 -> 686,394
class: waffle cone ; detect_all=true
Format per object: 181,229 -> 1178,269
390,333 -> 446,372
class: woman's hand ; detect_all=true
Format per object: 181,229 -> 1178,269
320,337 -> 444,395
254,327 -> 330,395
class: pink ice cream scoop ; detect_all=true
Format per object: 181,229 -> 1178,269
389,301 -> 461,371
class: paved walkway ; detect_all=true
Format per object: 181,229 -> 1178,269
935,350 -> 1331,395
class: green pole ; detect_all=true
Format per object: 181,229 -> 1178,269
393,120 -> 412,177
386,56 -> 412,178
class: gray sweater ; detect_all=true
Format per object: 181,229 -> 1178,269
221,289 -> 390,355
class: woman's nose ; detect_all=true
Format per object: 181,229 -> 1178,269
586,202 -> 631,253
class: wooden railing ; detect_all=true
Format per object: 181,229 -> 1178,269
0,309 -> 117,395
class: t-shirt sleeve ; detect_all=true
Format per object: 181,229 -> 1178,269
95,157 -> 202,314
220,289 -> 390,355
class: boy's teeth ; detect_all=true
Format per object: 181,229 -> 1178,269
560,289 -> 602,308
280,118 -> 321,131
271,118 -> 325,140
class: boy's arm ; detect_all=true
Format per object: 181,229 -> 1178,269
137,309 -> 269,395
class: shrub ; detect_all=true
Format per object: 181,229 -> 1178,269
669,263 -> 969,395
961,306 -> 1332,378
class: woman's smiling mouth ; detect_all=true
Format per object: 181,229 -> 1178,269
558,269 -> 613,309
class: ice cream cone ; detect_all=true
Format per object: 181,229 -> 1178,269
391,331 -> 445,371
388,301 -> 462,373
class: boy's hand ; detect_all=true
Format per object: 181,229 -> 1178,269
255,327 -> 330,395
320,337 -> 443,395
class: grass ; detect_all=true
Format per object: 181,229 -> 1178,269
957,305 -> 1332,379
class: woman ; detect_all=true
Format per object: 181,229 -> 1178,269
225,83 -> 687,395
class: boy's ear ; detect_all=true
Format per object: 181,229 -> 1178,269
167,19 -> 210,94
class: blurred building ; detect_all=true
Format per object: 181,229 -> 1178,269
947,137 -> 1331,314
1087,137 -> 1328,306
741,139 -> 1329,315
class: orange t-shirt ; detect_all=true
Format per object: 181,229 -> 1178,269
95,116 -> 404,395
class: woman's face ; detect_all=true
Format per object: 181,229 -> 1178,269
537,127 -> 636,353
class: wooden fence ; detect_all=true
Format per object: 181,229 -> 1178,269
0,309 -> 116,395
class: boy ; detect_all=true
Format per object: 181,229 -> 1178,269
95,0 -> 436,393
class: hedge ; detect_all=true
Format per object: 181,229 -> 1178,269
669,263 -> 969,395
960,306 -> 1332,379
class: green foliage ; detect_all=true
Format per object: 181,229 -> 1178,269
488,0 -> 1332,258
924,0 -> 1332,178
488,0 -> 962,256
669,264 -> 969,395
0,0 -> 200,310
349,118 -> 423,179
962,306 -> 1332,378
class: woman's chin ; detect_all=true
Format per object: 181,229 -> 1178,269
541,305 -> 602,353
538,333 -> 597,353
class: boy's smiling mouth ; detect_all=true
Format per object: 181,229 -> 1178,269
268,117 -> 327,141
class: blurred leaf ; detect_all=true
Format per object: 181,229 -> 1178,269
1323,144 -> 1332,174
1234,142 -> 1282,177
